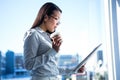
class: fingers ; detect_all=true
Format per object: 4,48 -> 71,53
52,34 -> 63,52
78,65 -> 85,73
55,38 -> 62,46
52,34 -> 63,46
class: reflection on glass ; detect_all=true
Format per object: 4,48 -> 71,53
0,0 -> 115,80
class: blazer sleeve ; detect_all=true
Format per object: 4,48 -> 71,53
58,67 -> 73,76
23,30 -> 40,70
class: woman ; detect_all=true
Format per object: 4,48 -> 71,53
23,2 -> 85,80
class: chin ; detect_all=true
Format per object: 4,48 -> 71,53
46,30 -> 55,34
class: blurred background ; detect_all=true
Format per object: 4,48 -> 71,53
0,0 -> 120,80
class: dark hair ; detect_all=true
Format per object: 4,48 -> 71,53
31,2 -> 62,29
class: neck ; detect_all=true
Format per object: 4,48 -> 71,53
39,23 -> 47,32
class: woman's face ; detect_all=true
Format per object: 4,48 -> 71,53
45,10 -> 61,33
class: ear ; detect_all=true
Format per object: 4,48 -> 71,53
44,15 -> 49,22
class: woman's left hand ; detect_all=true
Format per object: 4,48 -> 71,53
52,34 -> 62,52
